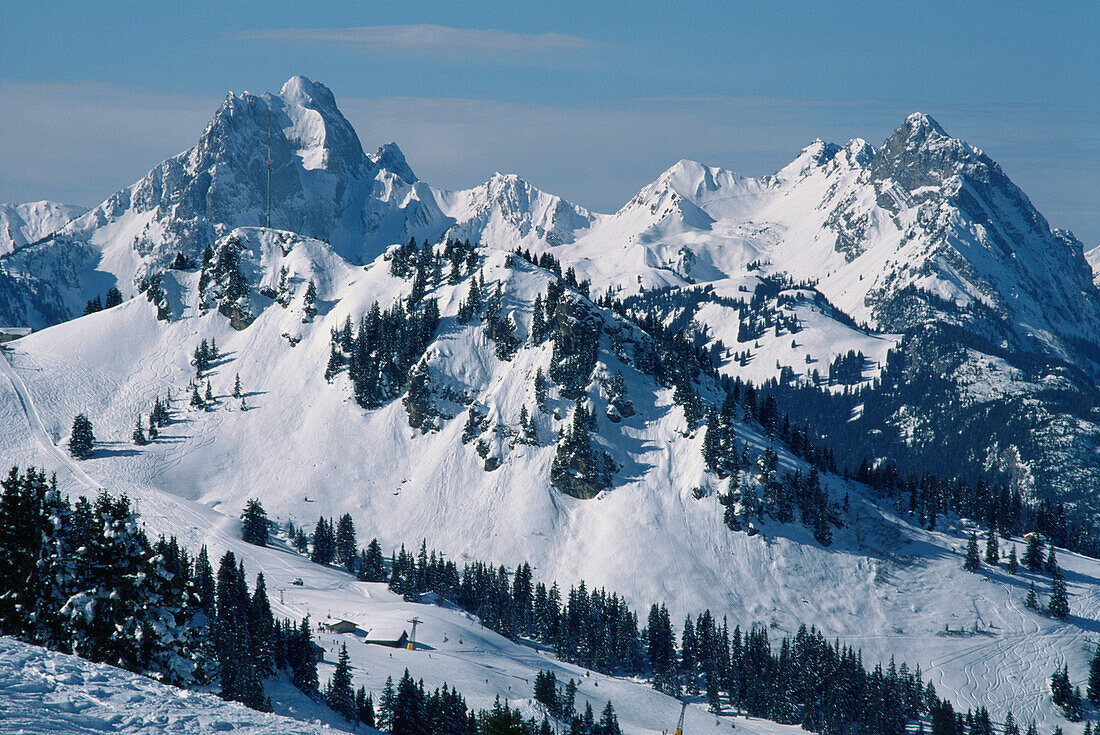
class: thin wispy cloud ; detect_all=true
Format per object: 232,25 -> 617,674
236,24 -> 597,54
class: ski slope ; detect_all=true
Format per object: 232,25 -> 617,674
0,227 -> 1098,732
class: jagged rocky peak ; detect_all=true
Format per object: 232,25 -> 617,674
277,74 -> 337,108
369,142 -> 417,184
186,75 -> 372,190
871,112 -> 981,191
896,111 -> 948,145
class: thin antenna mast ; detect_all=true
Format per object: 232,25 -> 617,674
266,107 -> 272,229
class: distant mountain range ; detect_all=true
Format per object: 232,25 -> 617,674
6,75 -> 1100,730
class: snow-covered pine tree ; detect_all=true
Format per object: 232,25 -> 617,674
304,279 -> 318,317
132,415 -> 148,445
702,407 -> 722,474
249,573 -> 275,678
963,533 -> 981,571
31,475 -> 74,648
104,286 -> 123,308
984,532 -> 999,565
311,517 -> 335,565
1045,546 -> 1059,574
1048,567 -> 1070,619
551,399 -> 613,499
334,513 -> 357,571
240,499 -> 269,546
68,414 -> 95,459
534,368 -> 548,410
1089,645 -> 1100,704
326,643 -> 356,721
358,538 -> 388,583
1025,582 -> 1039,610
598,701 -> 622,735
1022,534 -> 1044,572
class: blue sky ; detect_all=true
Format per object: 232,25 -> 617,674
2,1 -> 1098,243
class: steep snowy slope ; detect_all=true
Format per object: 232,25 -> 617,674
0,637 -> 359,734
2,230 -> 1098,731
0,201 -> 86,255
1087,245 -> 1100,287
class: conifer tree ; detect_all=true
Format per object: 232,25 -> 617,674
598,700 -> 622,735
1051,664 -> 1081,720
194,545 -> 216,619
327,643 -> 356,721
68,414 -> 95,459
304,280 -> 317,317
702,407 -> 722,474
191,385 -> 204,408
147,414 -> 158,441
325,342 -> 343,382
534,670 -> 559,717
1048,568 -> 1070,620
311,517 -> 335,565
984,531 -> 999,565
233,373 -> 242,399
241,499 -> 269,546
334,514 -> 357,571
205,380 -> 214,405
1006,545 -> 1018,574
1045,547 -> 1059,574
1022,534 -> 1044,572
105,286 -> 123,308
1088,645 -> 1100,704
358,538 -> 388,583
214,551 -> 255,703
132,416 -> 147,446
1025,582 -> 1039,610
250,573 -> 275,678
963,533 -> 981,571
291,616 -> 319,696
378,676 -> 396,732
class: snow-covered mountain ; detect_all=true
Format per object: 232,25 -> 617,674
0,201 -> 86,256
1087,245 -> 1100,287
0,77 -> 452,327
0,77 -> 606,330
5,76 -> 1100,733
554,115 -> 1100,370
543,116 -> 1100,512
433,172 -> 598,249
2,224 -> 1099,731
9,79 -> 1093,373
